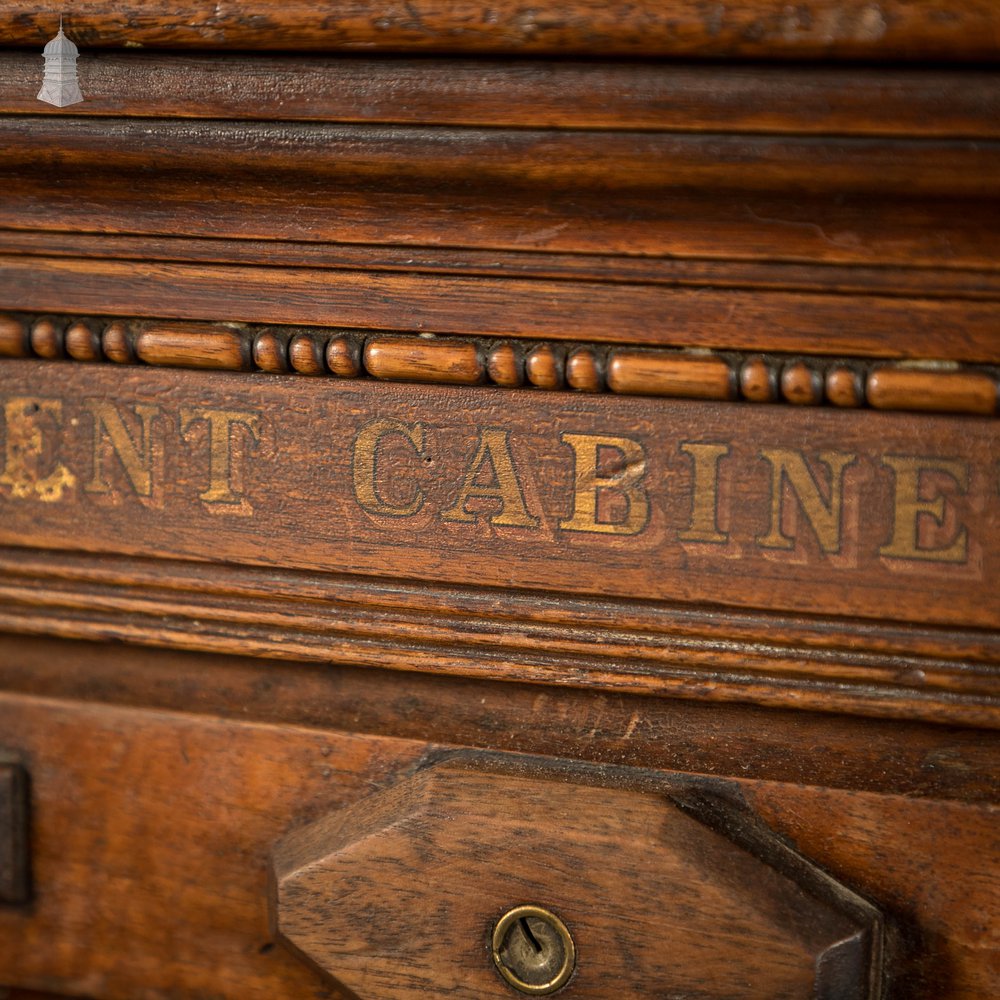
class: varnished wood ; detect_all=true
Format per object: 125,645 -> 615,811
607,350 -> 734,400
4,315 -> 997,416
0,13 -> 997,999
272,757 -> 883,998
4,264 -> 1000,363
2,1 -> 998,60
134,324 -> 249,371
868,367 -> 998,416
7,118 -> 1000,201
5,230 -> 1000,302
0,546 -> 996,727
0,692 -> 992,998
0,759 -> 28,905
0,53 -> 998,137
364,337 -> 484,385
0,363 -> 996,637
2,634 -> 995,801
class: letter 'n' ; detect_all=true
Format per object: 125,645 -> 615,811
758,449 -> 855,554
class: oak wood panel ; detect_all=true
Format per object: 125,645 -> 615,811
3,259 -> 1000,361
1,634 -> 996,801
6,173 -> 998,272
9,119 -> 1000,198
3,1 -> 998,60
4,231 -> 1000,302
0,364 -> 996,633
0,556 -> 1000,729
3,53 -> 1000,136
272,759 -> 883,998
0,694 -> 994,998
0,548 -> 996,727
748,783 -> 1000,999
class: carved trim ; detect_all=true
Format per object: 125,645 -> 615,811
2,313 -> 997,416
0,548 -> 996,729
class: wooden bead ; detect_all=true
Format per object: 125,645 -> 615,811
65,321 -> 101,362
566,348 -> 603,392
0,315 -> 28,358
30,318 -> 62,359
136,326 -> 248,370
739,356 -> 777,403
780,362 -> 822,405
608,350 -> 734,399
102,322 -> 133,364
289,334 -> 328,375
825,366 -> 864,408
364,337 -> 484,384
487,343 -> 524,387
326,335 -> 362,378
253,331 -> 289,373
525,345 -> 563,390
868,367 -> 997,416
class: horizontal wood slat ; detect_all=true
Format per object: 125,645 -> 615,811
0,362 -> 995,633
2,53 -> 999,136
7,119 -> 1000,199
0,550 -> 996,726
6,175 -> 997,271
4,230 -> 1000,301
2,633 -> 996,793
3,260 -> 999,362
1,1 -> 998,60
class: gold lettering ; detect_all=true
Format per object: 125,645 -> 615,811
441,428 -> 537,527
352,419 -> 426,517
758,449 -> 856,553
559,433 -> 648,536
0,397 -> 76,502
879,456 -> 968,563
679,442 -> 730,543
86,402 -> 160,497
180,407 -> 261,513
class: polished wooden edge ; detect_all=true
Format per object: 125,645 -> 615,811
2,52 -> 999,138
0,548 -> 995,728
2,314 -> 996,417
2,635 -> 995,801
2,1 -> 999,61
4,231 -> 1000,302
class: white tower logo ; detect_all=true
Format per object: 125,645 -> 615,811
37,17 -> 83,107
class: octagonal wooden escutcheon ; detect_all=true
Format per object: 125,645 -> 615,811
270,754 -> 885,1000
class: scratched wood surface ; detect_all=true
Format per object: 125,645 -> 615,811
272,758 -> 883,999
3,54 -> 1000,136
0,689 -> 994,998
0,362 -> 995,630
2,1 -> 998,60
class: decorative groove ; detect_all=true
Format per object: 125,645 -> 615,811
0,548 -> 996,730
1,313 -> 997,417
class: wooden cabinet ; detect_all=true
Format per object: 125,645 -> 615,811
0,4 -> 997,998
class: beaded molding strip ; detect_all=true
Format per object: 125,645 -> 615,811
1,313 -> 997,416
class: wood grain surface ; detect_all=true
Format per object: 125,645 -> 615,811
0,692 -> 994,998
0,545 -> 996,727
1,634 -> 996,800
12,315 -> 994,415
4,231 -> 999,302
1,363 -> 995,630
2,53 -> 999,136
2,1 -> 998,60
3,259 -> 1000,361
272,758 -> 883,998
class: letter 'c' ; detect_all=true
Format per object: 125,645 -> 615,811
352,419 -> 426,517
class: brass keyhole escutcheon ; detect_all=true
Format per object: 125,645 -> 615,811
491,904 -> 576,995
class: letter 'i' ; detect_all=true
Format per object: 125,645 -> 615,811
38,15 -> 84,107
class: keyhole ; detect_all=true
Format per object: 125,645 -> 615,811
520,917 -> 543,954
491,905 -> 575,995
